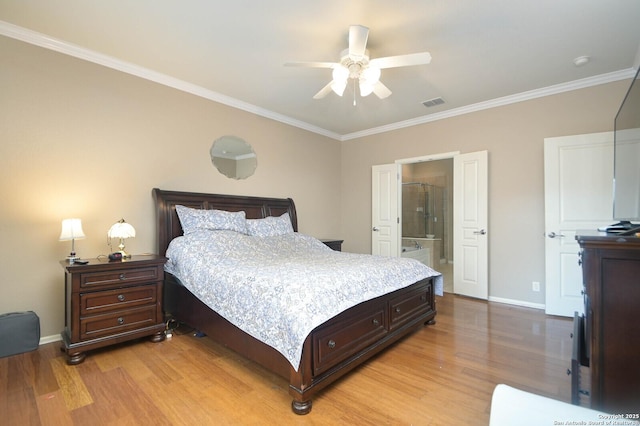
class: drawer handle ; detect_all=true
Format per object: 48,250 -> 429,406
117,317 -> 125,325
117,294 -> 125,302
395,307 -> 401,313
327,339 -> 336,349
119,273 -> 126,281
372,319 -> 380,326
420,295 -> 426,301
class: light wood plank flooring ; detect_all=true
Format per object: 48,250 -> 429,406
0,293 -> 572,425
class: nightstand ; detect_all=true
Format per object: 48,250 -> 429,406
321,239 -> 344,251
60,254 -> 167,365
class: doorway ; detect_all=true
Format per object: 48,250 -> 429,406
373,150 -> 488,298
401,159 -> 454,292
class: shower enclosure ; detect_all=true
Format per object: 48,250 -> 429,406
402,182 -> 448,264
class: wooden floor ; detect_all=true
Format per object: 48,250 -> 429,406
1,293 -> 572,425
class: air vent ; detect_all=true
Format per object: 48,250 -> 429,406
422,97 -> 445,108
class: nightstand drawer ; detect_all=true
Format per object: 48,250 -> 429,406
79,266 -> 160,289
80,284 -> 157,315
80,305 -> 158,340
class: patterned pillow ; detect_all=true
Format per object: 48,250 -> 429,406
175,205 -> 247,235
246,212 -> 294,237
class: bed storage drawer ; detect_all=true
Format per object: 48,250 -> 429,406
313,302 -> 388,375
389,281 -> 433,330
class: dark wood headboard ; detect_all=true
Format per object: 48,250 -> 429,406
152,188 -> 298,256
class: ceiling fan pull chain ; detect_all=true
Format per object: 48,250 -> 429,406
353,80 -> 357,106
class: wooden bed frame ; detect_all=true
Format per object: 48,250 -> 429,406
153,188 -> 437,414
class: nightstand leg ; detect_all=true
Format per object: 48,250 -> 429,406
66,351 -> 86,365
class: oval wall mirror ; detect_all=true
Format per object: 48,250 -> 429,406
210,136 -> 257,180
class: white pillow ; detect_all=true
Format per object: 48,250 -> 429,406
246,212 -> 294,237
175,205 -> 247,235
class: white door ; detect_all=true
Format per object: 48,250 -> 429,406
544,132 -> 613,316
453,151 -> 489,299
372,164 -> 400,256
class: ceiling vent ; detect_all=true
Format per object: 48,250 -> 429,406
422,97 -> 445,108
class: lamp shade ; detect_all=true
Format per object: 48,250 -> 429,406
59,218 -> 85,241
359,66 -> 381,97
331,65 -> 349,96
107,219 -> 136,239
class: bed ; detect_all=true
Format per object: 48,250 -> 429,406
153,188 -> 442,414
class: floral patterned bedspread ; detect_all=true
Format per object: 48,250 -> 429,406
165,230 -> 443,371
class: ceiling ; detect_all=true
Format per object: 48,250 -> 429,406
1,0 -> 640,140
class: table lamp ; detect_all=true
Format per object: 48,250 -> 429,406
107,218 -> 136,258
59,218 -> 85,262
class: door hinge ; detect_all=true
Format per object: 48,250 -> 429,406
397,217 -> 400,224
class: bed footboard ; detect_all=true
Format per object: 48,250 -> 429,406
289,277 -> 436,414
165,274 -> 436,415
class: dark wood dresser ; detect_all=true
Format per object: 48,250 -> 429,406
60,254 -> 167,364
321,239 -> 344,251
573,232 -> 640,414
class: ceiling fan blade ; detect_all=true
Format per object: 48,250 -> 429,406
348,25 -> 369,61
313,81 -> 335,99
372,80 -> 392,99
369,52 -> 432,69
284,61 -> 337,68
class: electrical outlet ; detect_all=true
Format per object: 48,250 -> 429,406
532,281 -> 540,292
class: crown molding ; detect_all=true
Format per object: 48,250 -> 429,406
1,20 -> 634,143
0,21 -> 342,140
341,68 -> 636,141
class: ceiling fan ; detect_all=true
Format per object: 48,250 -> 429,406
285,25 -> 431,100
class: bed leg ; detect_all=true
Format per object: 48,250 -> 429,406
427,318 -> 436,325
291,399 -> 312,415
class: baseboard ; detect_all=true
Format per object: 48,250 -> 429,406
488,296 -> 545,311
40,334 -> 62,345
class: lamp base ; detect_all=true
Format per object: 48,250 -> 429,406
118,241 -> 132,258
67,253 -> 80,263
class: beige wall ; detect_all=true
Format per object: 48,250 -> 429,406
1,33 -> 632,339
340,81 -> 629,305
0,36 -> 341,338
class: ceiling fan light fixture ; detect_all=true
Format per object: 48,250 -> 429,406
359,66 -> 381,96
332,65 -> 349,82
331,79 -> 347,96
359,80 -> 374,97
361,66 -> 380,83
331,65 -> 349,96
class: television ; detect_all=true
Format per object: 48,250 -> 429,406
611,66 -> 640,234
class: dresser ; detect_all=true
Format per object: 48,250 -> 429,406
60,254 -> 167,364
321,239 -> 343,251
573,232 -> 640,414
